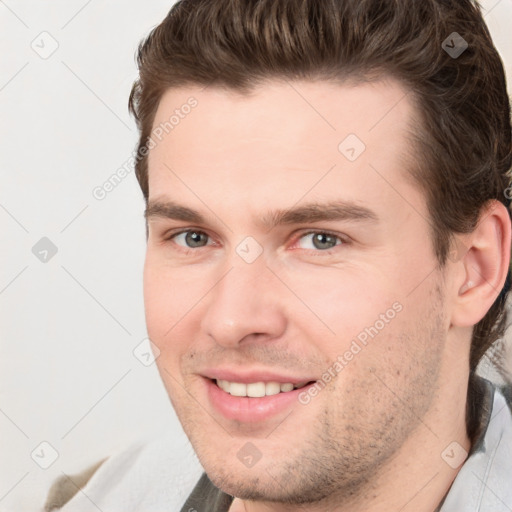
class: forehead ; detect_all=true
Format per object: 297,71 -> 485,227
146,78 -> 424,225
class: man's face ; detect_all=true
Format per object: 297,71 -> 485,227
144,79 -> 451,503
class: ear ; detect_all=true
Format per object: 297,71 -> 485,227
450,200 -> 511,327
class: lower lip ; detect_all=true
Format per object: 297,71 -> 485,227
205,377 -> 315,423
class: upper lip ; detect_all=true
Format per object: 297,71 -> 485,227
201,368 -> 317,384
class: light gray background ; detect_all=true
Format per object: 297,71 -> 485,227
1,1 -> 511,510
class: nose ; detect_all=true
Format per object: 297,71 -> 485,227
200,262 -> 288,348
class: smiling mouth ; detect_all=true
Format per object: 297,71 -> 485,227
212,378 -> 315,398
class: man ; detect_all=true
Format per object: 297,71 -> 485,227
44,0 -> 512,510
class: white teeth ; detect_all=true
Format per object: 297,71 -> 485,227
265,382 -> 281,396
216,379 -> 309,397
217,379 -> 230,392
229,382 -> 247,397
247,382 -> 266,397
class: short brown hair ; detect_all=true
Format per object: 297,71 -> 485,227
128,0 -> 512,373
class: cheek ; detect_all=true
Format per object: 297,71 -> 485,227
143,256 -> 211,348
284,265 -> 402,343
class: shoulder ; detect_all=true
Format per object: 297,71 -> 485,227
440,378 -> 512,510
43,457 -> 108,511
42,432 -> 203,511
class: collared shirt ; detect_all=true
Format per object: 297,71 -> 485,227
45,376 -> 512,512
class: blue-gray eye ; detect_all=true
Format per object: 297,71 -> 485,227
173,231 -> 209,248
298,232 -> 342,250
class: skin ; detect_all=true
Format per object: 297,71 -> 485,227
143,78 -> 510,512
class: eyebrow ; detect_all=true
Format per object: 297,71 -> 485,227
144,199 -> 379,229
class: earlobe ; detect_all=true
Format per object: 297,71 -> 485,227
451,200 -> 511,328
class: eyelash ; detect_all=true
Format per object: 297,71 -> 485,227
162,228 -> 348,256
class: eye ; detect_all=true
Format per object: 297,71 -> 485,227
296,231 -> 344,251
171,230 -> 211,249
164,229 -> 346,254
